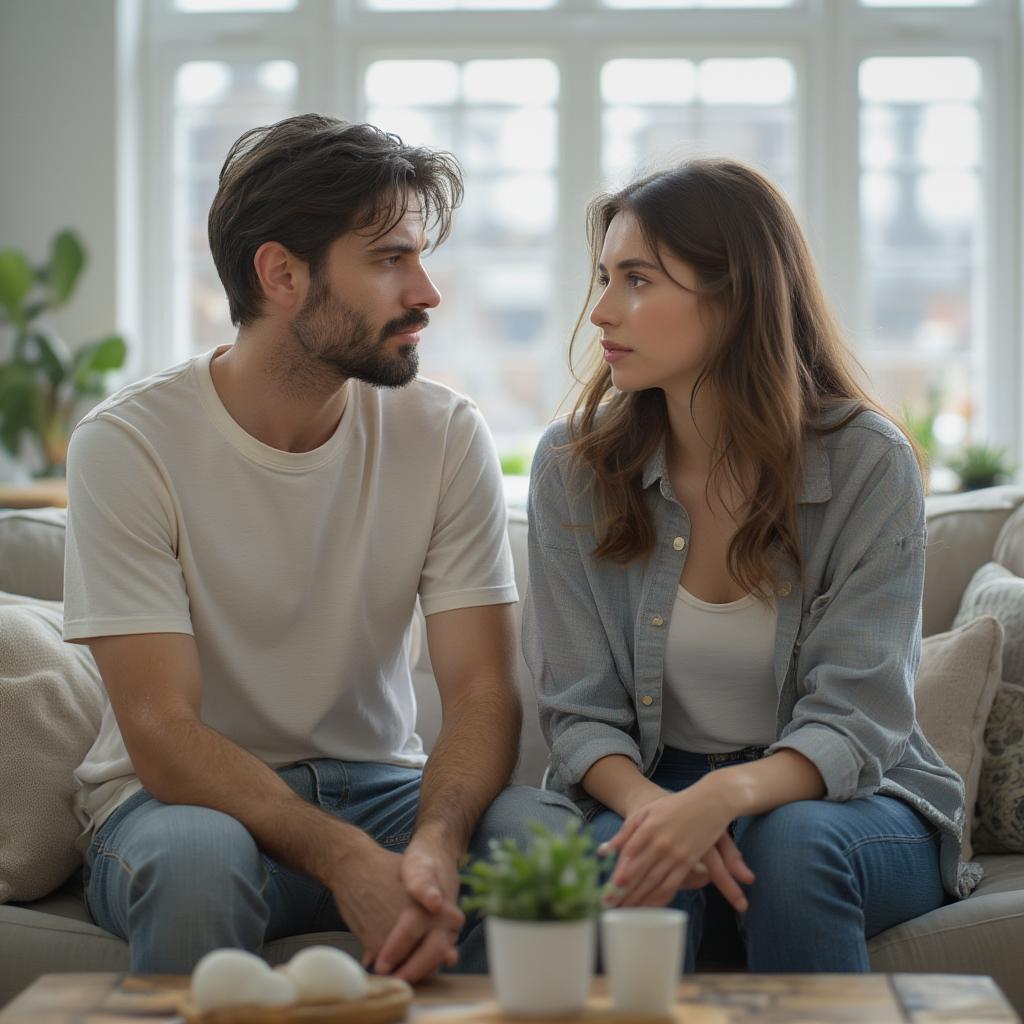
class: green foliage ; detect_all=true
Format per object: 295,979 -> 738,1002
0,230 -> 126,476
499,450 -> 531,476
949,443 -> 1017,492
461,819 -> 610,922
901,393 -> 942,467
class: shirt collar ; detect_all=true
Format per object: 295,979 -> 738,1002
640,433 -> 832,505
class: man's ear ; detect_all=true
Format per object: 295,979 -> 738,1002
253,241 -> 308,312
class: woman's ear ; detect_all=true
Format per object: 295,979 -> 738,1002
253,240 -> 308,313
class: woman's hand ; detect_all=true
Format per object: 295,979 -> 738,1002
599,782 -> 755,912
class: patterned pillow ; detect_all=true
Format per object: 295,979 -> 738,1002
971,683 -> 1024,854
954,562 -> 1024,853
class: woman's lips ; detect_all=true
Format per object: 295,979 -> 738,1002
602,343 -> 633,364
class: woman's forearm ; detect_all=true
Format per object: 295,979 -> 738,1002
582,754 -> 665,817
706,748 -> 826,819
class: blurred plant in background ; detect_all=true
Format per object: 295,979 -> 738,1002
0,230 -> 126,477
901,393 -> 942,471
949,444 -> 1017,492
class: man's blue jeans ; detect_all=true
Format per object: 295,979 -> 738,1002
589,746 -> 947,972
83,760 -> 579,973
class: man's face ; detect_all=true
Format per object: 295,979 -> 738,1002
290,198 -> 441,389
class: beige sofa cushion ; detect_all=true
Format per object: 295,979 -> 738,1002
923,487 -> 1024,637
995,501 -> 1024,579
0,509 -> 66,602
0,593 -> 105,903
915,616 -> 1003,860
955,562 -> 1024,683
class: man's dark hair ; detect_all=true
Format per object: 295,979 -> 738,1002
208,113 -> 464,326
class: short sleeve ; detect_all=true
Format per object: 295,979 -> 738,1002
63,414 -> 193,641
417,401 -> 517,617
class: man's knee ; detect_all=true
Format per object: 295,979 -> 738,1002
118,803 -> 266,897
472,785 -> 581,850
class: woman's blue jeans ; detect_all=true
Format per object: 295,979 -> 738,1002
589,746 -> 946,972
83,759 -> 579,974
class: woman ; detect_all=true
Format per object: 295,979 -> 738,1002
524,159 -> 974,973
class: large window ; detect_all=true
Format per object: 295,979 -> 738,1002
138,0 -> 1022,474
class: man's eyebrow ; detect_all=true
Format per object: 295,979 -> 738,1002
365,240 -> 430,256
597,258 -> 661,274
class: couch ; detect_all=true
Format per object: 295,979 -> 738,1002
1,487 -> 1023,1010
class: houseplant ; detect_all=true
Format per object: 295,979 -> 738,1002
950,443 -> 1016,491
0,230 -> 126,477
461,819 -> 608,1017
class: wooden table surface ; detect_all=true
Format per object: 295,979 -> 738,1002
0,479 -> 67,509
0,972 -> 1018,1024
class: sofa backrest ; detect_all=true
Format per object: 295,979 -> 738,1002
920,486 -> 1024,635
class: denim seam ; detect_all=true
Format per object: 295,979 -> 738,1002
841,830 -> 939,858
306,761 -> 325,807
94,847 -> 137,882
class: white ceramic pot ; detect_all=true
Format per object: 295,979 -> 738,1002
485,916 -> 595,1017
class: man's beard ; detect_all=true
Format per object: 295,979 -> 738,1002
290,273 -> 426,390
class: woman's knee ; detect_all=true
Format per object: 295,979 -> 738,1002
737,802 -> 846,882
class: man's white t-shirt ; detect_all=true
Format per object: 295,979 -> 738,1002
63,347 -> 518,835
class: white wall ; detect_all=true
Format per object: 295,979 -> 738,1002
0,0 -> 120,348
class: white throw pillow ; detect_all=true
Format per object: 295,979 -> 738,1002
0,591 -> 105,903
915,615 -> 1003,861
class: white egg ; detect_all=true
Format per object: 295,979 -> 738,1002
284,946 -> 369,1002
258,970 -> 299,1007
191,949 -> 276,1012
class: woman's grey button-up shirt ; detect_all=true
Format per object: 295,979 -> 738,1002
523,408 -> 976,898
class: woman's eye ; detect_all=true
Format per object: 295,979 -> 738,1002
627,274 -> 646,287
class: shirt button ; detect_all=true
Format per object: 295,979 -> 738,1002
641,695 -> 654,706
651,615 -> 665,627
776,582 -> 792,597
673,537 -> 686,551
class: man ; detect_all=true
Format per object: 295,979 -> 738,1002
63,113 -> 577,981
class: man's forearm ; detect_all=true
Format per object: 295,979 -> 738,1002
130,717 -> 372,884
413,685 -> 521,856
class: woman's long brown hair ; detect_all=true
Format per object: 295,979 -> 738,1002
565,158 -> 923,594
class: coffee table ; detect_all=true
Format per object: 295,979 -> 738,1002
0,972 -> 1018,1023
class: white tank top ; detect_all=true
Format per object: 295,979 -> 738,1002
660,585 -> 779,754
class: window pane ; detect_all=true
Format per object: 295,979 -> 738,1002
173,60 -> 298,357
858,57 -> 984,456
175,0 -> 297,10
601,57 -> 798,198
862,0 -> 978,7
364,0 -> 553,11
365,59 -> 560,451
604,0 -> 792,9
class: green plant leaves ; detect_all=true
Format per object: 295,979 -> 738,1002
0,249 -> 35,326
461,819 -> 610,922
72,335 -> 126,394
29,332 -> 70,389
0,362 -> 46,456
49,230 -> 86,306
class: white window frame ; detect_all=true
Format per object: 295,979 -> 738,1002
129,0 -> 1023,461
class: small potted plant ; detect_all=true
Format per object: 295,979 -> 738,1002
461,819 -> 608,1017
950,443 -> 1017,491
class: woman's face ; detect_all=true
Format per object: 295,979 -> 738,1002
590,211 -> 719,396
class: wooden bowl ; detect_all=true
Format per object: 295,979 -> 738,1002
180,976 -> 413,1024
